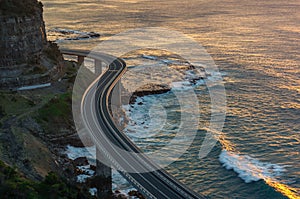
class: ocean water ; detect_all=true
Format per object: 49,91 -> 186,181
42,0 -> 300,198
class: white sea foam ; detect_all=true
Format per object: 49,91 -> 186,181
65,146 -> 96,183
53,28 -> 84,35
219,150 -> 286,183
142,54 -> 157,60
161,59 -> 175,64
65,146 -> 135,193
78,165 -> 95,176
112,170 -> 134,193
65,145 -> 96,165
171,81 -> 193,90
89,188 -> 97,196
48,28 -> 100,42
124,95 -> 168,139
77,174 -> 91,183
170,68 -> 207,90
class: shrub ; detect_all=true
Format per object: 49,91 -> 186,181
38,92 -> 72,122
0,161 -> 93,199
0,0 -> 43,16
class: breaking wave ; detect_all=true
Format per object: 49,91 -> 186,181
219,150 -> 286,183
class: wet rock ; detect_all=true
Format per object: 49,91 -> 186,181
113,190 -> 127,199
190,76 -> 204,84
90,164 -> 96,172
129,83 -> 171,104
89,32 -> 100,38
48,28 -> 100,41
73,157 -> 89,166
128,190 -> 146,199
57,133 -> 86,147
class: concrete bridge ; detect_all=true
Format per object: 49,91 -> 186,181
60,48 -> 121,198
60,49 -> 206,199
60,48 -> 122,108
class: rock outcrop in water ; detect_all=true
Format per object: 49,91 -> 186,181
128,83 -> 171,104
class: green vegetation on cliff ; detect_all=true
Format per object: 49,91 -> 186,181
38,92 -> 72,122
0,92 -> 34,117
0,61 -> 95,198
0,0 -> 43,16
0,160 -> 93,199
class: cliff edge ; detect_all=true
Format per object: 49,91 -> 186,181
0,0 -> 62,90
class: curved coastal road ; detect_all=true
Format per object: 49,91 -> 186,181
62,49 -> 206,199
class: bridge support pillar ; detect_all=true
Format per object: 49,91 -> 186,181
77,56 -> 85,66
95,59 -> 102,75
96,150 -> 112,199
111,80 -> 122,107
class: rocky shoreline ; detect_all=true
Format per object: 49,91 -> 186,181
61,50 -> 208,198
47,28 -> 100,42
0,49 -> 207,198
128,83 -> 171,104
1,30 -> 207,199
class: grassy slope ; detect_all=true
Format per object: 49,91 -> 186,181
0,91 -> 67,179
0,60 -> 98,198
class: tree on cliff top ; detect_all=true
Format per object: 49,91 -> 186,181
0,0 -> 43,16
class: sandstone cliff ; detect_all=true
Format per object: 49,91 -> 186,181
0,0 -> 62,90
0,0 -> 71,183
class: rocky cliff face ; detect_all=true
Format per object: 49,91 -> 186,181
0,0 -> 62,90
0,14 -> 47,67
0,0 -> 80,189
0,0 -> 46,67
